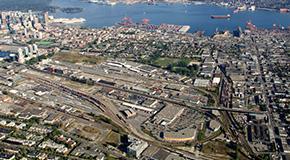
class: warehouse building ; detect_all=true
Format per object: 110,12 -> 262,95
153,105 -> 184,126
164,128 -> 196,142
193,79 -> 210,87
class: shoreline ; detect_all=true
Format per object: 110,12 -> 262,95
256,7 -> 278,12
78,0 -> 286,12
62,0 -> 286,13
50,0 -> 290,35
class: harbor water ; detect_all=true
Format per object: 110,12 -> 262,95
50,0 -> 290,36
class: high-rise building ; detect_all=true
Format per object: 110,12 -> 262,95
24,28 -> 27,36
28,10 -> 33,21
33,44 -> 38,52
18,48 -> 25,63
33,17 -> 41,30
28,45 -> 33,53
38,32 -> 43,39
24,47 -> 29,56
1,12 -> 6,20
28,45 -> 33,57
44,12 -> 49,25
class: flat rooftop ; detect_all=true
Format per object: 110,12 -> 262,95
154,105 -> 184,124
141,145 -> 159,157
164,128 -> 196,141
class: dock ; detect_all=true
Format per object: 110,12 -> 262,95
178,25 -> 191,33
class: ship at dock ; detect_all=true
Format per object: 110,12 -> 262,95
88,0 -> 116,5
211,14 -> 230,19
51,17 -> 86,24
115,17 -> 190,33
280,9 -> 289,12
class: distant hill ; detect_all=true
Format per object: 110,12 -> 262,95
0,0 -> 59,12
202,0 -> 290,10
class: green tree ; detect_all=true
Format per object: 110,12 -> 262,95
177,60 -> 188,67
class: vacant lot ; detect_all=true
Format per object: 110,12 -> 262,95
65,122 -> 102,142
53,52 -> 104,64
105,131 -> 120,144
201,140 -> 249,160
99,131 -> 121,148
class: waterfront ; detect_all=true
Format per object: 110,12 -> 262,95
1,4 -> 290,159
50,0 -> 290,35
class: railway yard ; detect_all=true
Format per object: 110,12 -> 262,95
0,55 -> 267,160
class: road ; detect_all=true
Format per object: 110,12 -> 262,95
26,62 -> 269,159
26,66 -> 220,160
6,90 -> 125,158
201,106 -> 266,114
218,66 -> 262,160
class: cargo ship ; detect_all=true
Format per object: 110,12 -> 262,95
211,14 -> 230,19
248,6 -> 256,11
280,9 -> 288,12
238,6 -> 247,11
89,0 -> 99,3
51,18 -> 86,24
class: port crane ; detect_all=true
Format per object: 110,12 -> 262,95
142,18 -> 150,25
123,17 -> 132,24
246,19 -> 255,30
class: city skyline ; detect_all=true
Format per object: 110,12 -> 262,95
0,1 -> 289,160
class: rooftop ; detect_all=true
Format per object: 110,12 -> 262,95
164,128 -> 196,141
154,105 -> 184,125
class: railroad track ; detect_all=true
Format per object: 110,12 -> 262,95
25,67 -> 230,159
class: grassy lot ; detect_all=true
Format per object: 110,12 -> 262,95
82,126 -> 100,133
99,131 -> 121,147
36,41 -> 54,45
197,122 -> 206,141
53,52 -> 104,64
105,131 -> 120,144
61,79 -> 85,89
155,58 -> 179,67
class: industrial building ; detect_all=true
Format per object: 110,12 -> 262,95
153,105 -> 184,126
164,128 -> 196,142
122,102 -> 154,113
137,65 -> 157,74
123,109 -> 137,118
142,99 -> 158,108
98,80 -> 117,86
208,120 -> 221,132
193,79 -> 210,87
178,93 -> 200,102
165,84 -> 184,91
127,135 -> 149,158
99,87 -> 114,95
131,86 -> 155,95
